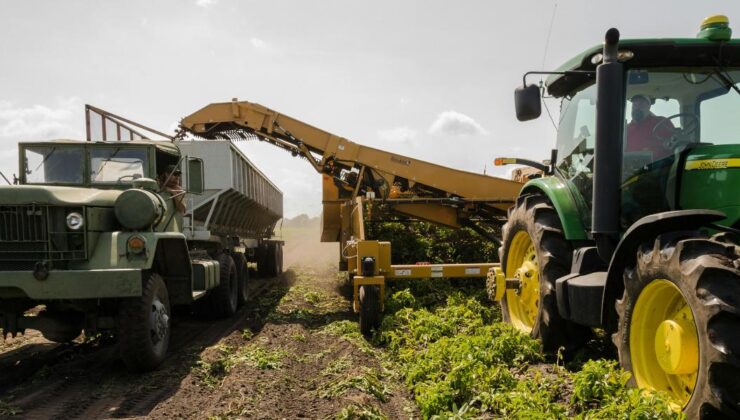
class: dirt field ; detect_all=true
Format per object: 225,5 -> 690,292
0,218 -> 416,419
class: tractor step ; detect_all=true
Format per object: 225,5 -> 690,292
555,271 -> 606,327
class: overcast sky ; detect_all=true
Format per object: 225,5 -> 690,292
1,1 -> 738,217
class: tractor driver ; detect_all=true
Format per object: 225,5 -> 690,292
625,94 -> 675,160
158,164 -> 186,213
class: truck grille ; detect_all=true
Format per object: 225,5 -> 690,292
0,205 -> 87,270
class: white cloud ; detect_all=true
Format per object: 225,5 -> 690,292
428,110 -> 488,136
0,97 -> 82,139
196,0 -> 217,8
250,37 -> 273,53
0,97 -> 84,179
377,126 -> 417,144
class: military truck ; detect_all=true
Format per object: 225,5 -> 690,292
489,16 -> 740,417
0,133 -> 283,371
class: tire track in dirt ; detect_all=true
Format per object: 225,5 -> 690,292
0,275 -> 288,420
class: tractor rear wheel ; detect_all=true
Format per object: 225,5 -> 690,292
500,193 -> 591,353
615,233 -> 740,418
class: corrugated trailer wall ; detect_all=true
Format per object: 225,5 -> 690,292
178,140 -> 283,239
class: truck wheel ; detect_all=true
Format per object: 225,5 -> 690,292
358,285 -> 381,337
117,272 -> 171,372
615,234 -> 740,418
208,253 -> 239,317
232,252 -> 250,307
500,193 -> 591,353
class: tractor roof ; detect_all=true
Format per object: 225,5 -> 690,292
545,38 -> 740,97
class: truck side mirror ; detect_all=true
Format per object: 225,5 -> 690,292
514,84 -> 542,121
187,158 -> 204,194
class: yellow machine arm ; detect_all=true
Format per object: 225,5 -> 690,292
180,100 -> 522,241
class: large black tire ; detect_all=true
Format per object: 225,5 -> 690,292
262,243 -> 280,278
499,193 -> 591,353
117,272 -> 171,372
206,253 -> 239,318
232,252 -> 250,307
256,245 -> 270,278
615,233 -> 740,419
358,285 -> 381,337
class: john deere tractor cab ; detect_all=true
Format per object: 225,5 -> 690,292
490,16 -> 740,417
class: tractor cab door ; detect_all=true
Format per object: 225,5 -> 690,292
555,82 -> 598,230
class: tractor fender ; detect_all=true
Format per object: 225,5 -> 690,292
521,177 -> 588,240
600,209 -> 726,328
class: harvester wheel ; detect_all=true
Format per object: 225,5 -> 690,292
358,285 -> 381,337
207,253 -> 239,318
499,193 -> 591,353
117,272 -> 171,372
232,252 -> 250,307
615,233 -> 740,418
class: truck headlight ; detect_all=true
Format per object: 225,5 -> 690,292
66,212 -> 84,230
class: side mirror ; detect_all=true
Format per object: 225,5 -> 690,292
187,158 -> 204,194
514,84 -> 542,121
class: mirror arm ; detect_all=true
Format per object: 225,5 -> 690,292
522,70 -> 596,87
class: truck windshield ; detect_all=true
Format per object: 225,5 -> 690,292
24,146 -> 84,184
90,147 -> 148,184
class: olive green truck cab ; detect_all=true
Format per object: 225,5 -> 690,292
0,138 -> 283,371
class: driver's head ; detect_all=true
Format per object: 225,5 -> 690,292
160,164 -> 182,187
630,94 -> 652,122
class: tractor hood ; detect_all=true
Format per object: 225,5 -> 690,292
0,185 -> 122,207
680,144 -> 740,227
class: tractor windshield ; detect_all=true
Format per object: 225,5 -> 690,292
621,67 -> 740,226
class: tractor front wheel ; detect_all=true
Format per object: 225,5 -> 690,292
499,193 -> 591,353
615,233 -> 740,418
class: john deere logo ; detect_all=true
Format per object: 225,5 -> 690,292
685,158 -> 740,171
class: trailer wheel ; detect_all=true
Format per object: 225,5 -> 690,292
358,285 -> 381,337
208,253 -> 239,317
500,193 -> 591,353
232,252 -> 250,307
615,233 -> 740,418
117,272 -> 171,372
275,244 -> 283,275
262,243 -> 279,278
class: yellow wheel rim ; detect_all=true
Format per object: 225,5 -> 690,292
505,231 -> 540,333
630,279 -> 699,408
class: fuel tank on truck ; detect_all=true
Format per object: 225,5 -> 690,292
177,140 -> 283,239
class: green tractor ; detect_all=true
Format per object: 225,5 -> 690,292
490,15 -> 740,418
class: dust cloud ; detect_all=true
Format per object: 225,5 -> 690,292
276,214 -> 339,270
